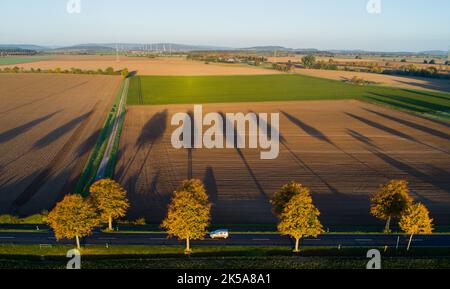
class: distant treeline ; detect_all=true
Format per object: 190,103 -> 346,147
0,48 -> 38,56
298,55 -> 450,80
0,66 -> 129,78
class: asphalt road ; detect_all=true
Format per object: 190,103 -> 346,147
1,231 -> 450,248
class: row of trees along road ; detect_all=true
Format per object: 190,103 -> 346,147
370,180 -> 433,250
47,179 -> 130,249
46,178 -> 433,252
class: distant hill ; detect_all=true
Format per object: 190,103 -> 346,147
52,44 -> 115,52
0,44 -> 48,51
241,46 -> 291,51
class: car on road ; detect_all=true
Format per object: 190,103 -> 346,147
210,229 -> 229,239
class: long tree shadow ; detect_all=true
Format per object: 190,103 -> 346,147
33,111 -> 93,149
368,147 -> 447,199
400,88 -> 450,102
363,108 -> 450,140
281,111 -> 334,145
346,129 -> 381,149
346,113 -> 448,154
203,166 -> 218,204
0,81 -> 89,115
219,111 -> 267,198
119,110 -> 168,183
251,110 -> 341,194
281,111 -> 389,182
0,111 -> 61,144
369,92 -> 450,113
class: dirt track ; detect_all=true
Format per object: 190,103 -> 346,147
115,100 -> 450,226
5,55 -> 280,76
0,74 -> 121,215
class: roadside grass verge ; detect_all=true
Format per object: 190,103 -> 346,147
74,80 -> 125,195
0,245 -> 449,269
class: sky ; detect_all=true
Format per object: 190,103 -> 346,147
0,0 -> 449,52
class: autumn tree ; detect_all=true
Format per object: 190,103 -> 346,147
89,179 -> 130,231
277,188 -> 324,252
370,180 -> 413,233
270,182 -> 310,217
399,203 -> 433,251
161,179 -> 211,253
47,194 -> 99,249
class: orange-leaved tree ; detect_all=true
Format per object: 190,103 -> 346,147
161,179 -> 211,253
89,179 -> 130,231
47,194 -> 99,249
277,185 -> 323,252
270,181 -> 310,217
399,203 -> 433,251
370,180 -> 413,233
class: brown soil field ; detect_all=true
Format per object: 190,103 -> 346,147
4,55 -> 280,76
296,69 -> 450,93
115,100 -> 450,226
0,74 -> 121,215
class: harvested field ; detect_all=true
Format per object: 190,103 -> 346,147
296,69 -> 450,93
0,74 -> 121,215
115,100 -> 450,226
3,55 -> 280,76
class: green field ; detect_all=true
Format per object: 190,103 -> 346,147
128,74 -> 450,121
0,56 -> 50,65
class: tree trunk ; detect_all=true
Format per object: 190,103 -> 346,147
384,216 -> 391,233
108,215 -> 113,231
407,234 -> 414,251
186,238 -> 191,253
75,235 -> 81,250
294,238 -> 300,253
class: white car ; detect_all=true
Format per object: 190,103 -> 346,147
210,229 -> 229,239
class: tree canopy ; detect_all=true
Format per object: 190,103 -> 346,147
89,179 -> 130,230
370,180 -> 413,232
270,181 -> 310,217
161,179 -> 211,253
399,203 -> 433,250
47,194 -> 99,249
277,187 -> 323,252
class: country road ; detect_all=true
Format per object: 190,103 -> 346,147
1,231 -> 450,248
95,78 -> 129,179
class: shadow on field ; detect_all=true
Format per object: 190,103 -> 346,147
219,111 -> 267,198
366,92 -> 450,114
33,111 -> 92,149
281,111 -> 334,145
345,112 -> 448,154
362,108 -> 450,140
117,110 -> 168,183
0,111 -> 61,144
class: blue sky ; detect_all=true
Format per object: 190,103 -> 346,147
1,0 -> 449,51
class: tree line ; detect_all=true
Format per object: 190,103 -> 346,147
0,66 -> 129,78
43,178 -> 433,253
